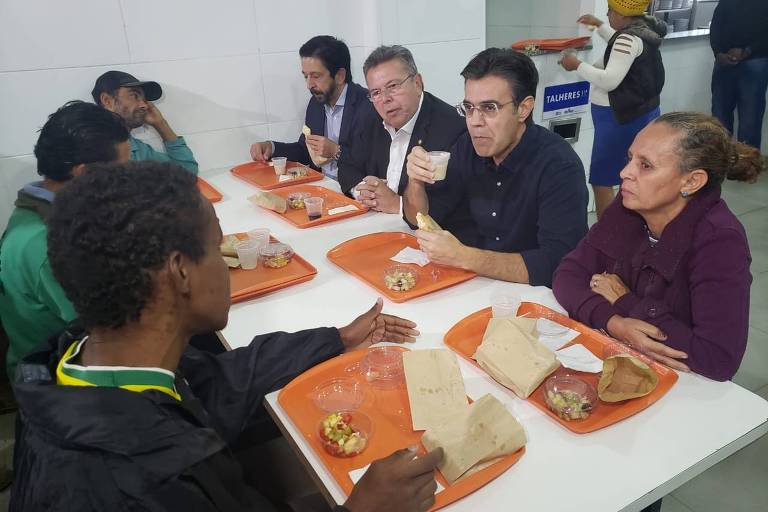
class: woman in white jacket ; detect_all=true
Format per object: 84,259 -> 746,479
560,0 -> 666,218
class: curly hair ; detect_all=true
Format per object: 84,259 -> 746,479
47,161 -> 208,329
653,112 -> 765,188
33,100 -> 129,182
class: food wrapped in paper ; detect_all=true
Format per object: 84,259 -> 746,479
220,234 -> 240,257
303,125 -> 330,167
248,191 -> 287,214
403,349 -> 468,431
473,317 -> 559,399
416,212 -> 442,232
421,394 -> 526,484
597,354 -> 659,402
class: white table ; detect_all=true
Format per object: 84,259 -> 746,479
207,168 -> 768,512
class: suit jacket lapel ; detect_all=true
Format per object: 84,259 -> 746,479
398,92 -> 433,194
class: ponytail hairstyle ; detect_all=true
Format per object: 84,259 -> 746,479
653,112 -> 764,188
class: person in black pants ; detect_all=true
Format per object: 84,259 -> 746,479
710,0 -> 768,150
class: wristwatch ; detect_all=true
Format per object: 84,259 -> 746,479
333,144 -> 342,161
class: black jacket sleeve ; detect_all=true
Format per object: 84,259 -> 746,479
178,327 -> 345,443
337,125 -> 374,197
709,0 -> 726,55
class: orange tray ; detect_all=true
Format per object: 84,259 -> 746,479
511,36 -> 592,51
326,232 -> 476,303
228,233 -> 317,303
443,303 -> 678,434
198,177 -> 222,203
278,347 -> 525,510
231,160 -> 323,190
258,185 -> 368,228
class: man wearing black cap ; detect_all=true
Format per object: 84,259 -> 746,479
92,70 -> 199,174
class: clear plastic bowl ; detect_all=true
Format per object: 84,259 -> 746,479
313,378 -> 366,412
259,242 -> 294,269
543,374 -> 597,421
318,411 -> 372,458
287,192 -> 311,210
360,347 -> 404,389
383,265 -> 418,292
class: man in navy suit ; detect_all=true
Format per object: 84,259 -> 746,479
249,36 -> 373,182
338,46 -> 466,214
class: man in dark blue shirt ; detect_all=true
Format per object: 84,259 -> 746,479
403,48 -> 588,287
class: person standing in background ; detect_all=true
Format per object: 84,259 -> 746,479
710,0 -> 768,151
560,0 -> 666,218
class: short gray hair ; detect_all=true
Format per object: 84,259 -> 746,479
363,45 -> 418,77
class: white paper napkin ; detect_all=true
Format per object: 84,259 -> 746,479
349,463 -> 445,493
277,174 -> 292,182
328,204 -> 359,215
390,247 -> 430,267
537,318 -> 580,352
555,344 -> 603,373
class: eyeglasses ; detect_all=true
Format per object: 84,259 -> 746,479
367,74 -> 415,102
456,100 -> 516,119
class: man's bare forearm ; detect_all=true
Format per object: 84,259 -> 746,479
462,247 -> 530,283
403,182 -> 429,226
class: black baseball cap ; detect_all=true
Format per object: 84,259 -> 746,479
91,71 -> 163,104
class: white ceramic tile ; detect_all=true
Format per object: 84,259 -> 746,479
528,26 -> 581,39
268,119 -> 304,144
486,0 -> 533,27
406,39 -> 486,106
531,0 -> 581,29
0,154 -> 37,230
120,0 -> 259,62
0,0 -> 129,72
395,0 -> 484,44
130,55 -> 268,134
255,0 -> 367,54
183,125 -> 269,172
0,67 -> 99,157
349,46 -> 368,87
486,26 -> 531,49
259,52 -> 311,123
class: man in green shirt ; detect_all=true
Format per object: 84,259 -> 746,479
92,70 -> 199,174
0,101 -> 130,376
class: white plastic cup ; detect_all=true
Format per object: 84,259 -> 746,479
491,293 -> 522,318
247,228 -> 270,251
429,151 -> 450,181
304,197 -> 324,219
234,239 -> 261,270
272,157 -> 287,175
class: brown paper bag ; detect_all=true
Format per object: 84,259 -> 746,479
473,317 -> 559,399
421,394 -> 526,484
248,191 -> 287,214
597,354 -> 659,402
403,349 -> 468,431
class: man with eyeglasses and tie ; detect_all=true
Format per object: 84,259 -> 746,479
403,48 -> 588,287
338,45 -> 466,214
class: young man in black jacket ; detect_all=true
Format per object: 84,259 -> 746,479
11,161 -> 442,512
338,45 -> 466,214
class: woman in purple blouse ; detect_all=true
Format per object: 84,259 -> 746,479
553,112 -> 764,381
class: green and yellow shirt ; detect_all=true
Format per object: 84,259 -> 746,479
56,337 -> 181,401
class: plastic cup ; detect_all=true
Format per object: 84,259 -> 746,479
304,197 -> 324,220
491,292 -> 522,318
429,151 -> 450,181
234,239 -> 261,270
247,228 -> 270,251
272,157 -> 287,175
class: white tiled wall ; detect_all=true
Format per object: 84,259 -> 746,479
0,0 -> 485,229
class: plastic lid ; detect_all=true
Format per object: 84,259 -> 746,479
360,347 -> 404,389
313,378 -> 366,412
287,192 -> 311,199
543,374 -> 597,421
259,242 -> 293,257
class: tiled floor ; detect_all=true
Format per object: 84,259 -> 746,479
0,179 -> 764,510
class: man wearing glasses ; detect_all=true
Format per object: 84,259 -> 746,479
338,45 -> 466,213
403,48 -> 588,287
250,36 -> 373,181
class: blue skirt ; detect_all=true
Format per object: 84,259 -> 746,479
589,104 -> 660,186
